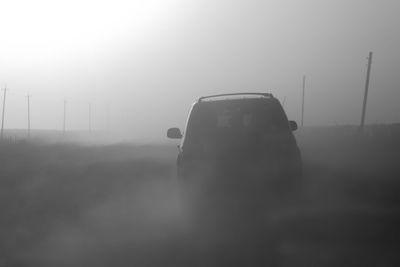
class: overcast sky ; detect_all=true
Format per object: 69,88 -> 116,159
0,0 -> 399,140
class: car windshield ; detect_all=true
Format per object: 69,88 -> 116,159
184,99 -> 289,146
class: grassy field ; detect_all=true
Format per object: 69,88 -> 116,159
0,125 -> 400,266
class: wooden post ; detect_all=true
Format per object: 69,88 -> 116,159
1,86 -> 8,140
301,75 -> 305,127
360,52 -> 373,129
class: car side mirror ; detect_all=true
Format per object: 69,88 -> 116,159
289,121 -> 298,131
167,127 -> 182,139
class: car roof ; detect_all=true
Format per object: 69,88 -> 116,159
197,92 -> 274,102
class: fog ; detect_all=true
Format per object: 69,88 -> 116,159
0,0 -> 399,140
1,2 -> 400,265
1,125 -> 400,266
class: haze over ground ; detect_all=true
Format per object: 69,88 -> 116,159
0,0 -> 399,140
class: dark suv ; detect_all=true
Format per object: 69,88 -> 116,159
167,93 -> 302,197
168,93 -> 300,264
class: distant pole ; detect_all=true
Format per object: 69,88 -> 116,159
282,96 -> 287,108
1,86 -> 8,140
89,103 -> 91,132
106,105 -> 110,132
301,75 -> 306,127
63,99 -> 66,134
27,93 -> 31,138
360,52 -> 373,129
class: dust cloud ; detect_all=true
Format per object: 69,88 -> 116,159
1,125 -> 400,266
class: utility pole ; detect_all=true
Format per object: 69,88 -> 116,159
63,99 -> 66,134
360,52 -> 373,129
27,93 -> 31,138
301,75 -> 306,127
89,103 -> 92,132
282,96 -> 287,108
1,86 -> 9,140
106,105 -> 110,132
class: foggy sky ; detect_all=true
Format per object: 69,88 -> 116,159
0,0 -> 399,140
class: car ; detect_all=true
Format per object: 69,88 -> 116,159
167,92 -> 302,213
167,93 -> 301,260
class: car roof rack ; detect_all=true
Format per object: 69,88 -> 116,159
198,92 -> 273,102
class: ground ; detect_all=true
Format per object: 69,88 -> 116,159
0,125 -> 400,266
